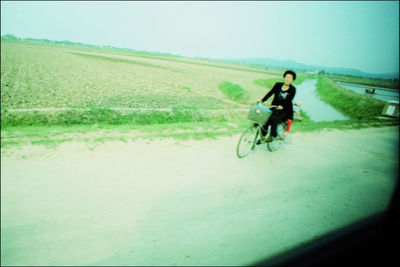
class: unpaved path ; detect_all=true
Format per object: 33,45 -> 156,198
1,126 -> 399,266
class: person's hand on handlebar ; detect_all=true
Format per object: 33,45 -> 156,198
258,102 -> 283,110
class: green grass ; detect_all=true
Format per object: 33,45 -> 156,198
287,76 -> 398,132
1,121 -> 248,149
290,117 -> 398,133
2,115 -> 397,152
315,76 -> 386,120
1,107 -> 238,128
218,81 -> 250,103
251,74 -> 398,133
288,105 -> 397,132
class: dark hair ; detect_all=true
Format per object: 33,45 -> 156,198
283,70 -> 296,81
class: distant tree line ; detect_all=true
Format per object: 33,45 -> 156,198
319,69 -> 398,82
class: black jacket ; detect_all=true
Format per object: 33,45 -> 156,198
261,82 -> 296,119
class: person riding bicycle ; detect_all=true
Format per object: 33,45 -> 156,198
258,70 -> 297,143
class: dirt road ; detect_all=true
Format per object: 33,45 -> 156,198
1,126 -> 399,266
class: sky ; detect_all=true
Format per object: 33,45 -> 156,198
1,1 -> 399,74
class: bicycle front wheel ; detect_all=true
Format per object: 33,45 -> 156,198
236,125 -> 259,158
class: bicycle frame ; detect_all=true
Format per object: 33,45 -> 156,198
236,107 -> 288,158
254,121 -> 287,144
253,103 -> 287,140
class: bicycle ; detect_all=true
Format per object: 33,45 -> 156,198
236,102 -> 288,158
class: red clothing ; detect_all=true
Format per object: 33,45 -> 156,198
286,119 -> 293,132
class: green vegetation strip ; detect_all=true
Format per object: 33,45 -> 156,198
0,121 -> 249,149
291,117 -> 398,133
315,76 -> 386,120
1,107 -> 249,128
2,117 -> 398,152
218,81 -> 249,103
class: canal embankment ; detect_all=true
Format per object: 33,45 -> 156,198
287,75 -> 398,134
315,76 -> 387,120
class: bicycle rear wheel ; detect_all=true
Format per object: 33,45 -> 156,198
267,123 -> 285,152
236,125 -> 259,158
277,123 -> 286,139
267,137 -> 282,152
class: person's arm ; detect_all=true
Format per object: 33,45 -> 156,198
260,83 -> 278,103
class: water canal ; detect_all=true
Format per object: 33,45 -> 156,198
294,79 -> 349,122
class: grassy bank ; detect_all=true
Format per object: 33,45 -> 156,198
284,106 -> 397,134
2,116 -> 398,152
287,75 -> 398,133
0,120 -> 249,150
218,81 -> 250,103
290,117 -> 398,133
315,75 -> 386,120
1,107 -> 238,128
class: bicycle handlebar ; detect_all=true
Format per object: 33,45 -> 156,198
256,102 -> 278,110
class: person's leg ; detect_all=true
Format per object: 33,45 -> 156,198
257,116 -> 274,144
269,110 -> 289,138
261,122 -> 268,137
269,115 -> 280,138
261,112 -> 278,138
261,113 -> 276,137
